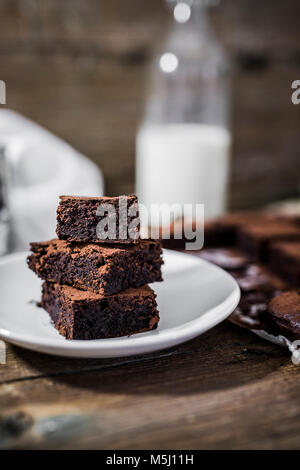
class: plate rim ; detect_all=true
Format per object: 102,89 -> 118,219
0,249 -> 241,357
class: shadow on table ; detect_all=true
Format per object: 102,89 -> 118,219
10,321 -> 290,396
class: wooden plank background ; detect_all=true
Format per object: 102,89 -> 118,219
0,0 -> 300,208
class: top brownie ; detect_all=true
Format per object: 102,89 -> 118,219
56,195 -> 140,244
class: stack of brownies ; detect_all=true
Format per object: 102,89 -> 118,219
28,195 -> 163,340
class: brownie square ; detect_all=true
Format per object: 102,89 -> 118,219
228,265 -> 285,334
28,238 -> 163,295
56,195 -> 139,244
160,212 -> 273,250
269,241 -> 300,286
229,290 -> 273,331
194,247 -> 249,270
41,282 -> 159,340
237,220 -> 300,260
267,291 -> 300,340
204,212 -> 274,247
229,263 -> 287,294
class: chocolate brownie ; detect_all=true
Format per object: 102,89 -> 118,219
158,211 -> 276,251
204,212 -> 275,247
56,195 -> 139,243
237,219 -> 300,261
194,248 -> 249,270
267,291 -> 300,340
159,211 -> 300,343
229,290 -> 273,331
193,247 -> 286,292
161,212 -> 276,250
229,265 -> 286,331
229,263 -> 286,293
28,238 -> 163,294
41,282 -> 159,340
269,241 -> 300,286
229,262 -> 285,331
160,213 -> 266,250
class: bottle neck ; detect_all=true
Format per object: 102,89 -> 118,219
191,6 -> 211,35
172,1 -> 214,41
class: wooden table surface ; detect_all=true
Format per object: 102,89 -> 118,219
1,312 -> 300,450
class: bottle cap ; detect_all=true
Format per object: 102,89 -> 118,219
166,0 -> 220,10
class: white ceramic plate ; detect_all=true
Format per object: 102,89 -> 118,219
0,249 -> 240,358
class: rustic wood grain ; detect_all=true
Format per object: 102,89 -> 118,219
1,321 -> 299,450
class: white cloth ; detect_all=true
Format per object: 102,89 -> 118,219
0,109 -> 104,251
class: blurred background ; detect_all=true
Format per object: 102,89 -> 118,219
0,0 -> 300,250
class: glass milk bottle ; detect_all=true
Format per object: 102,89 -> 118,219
136,0 -> 231,224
